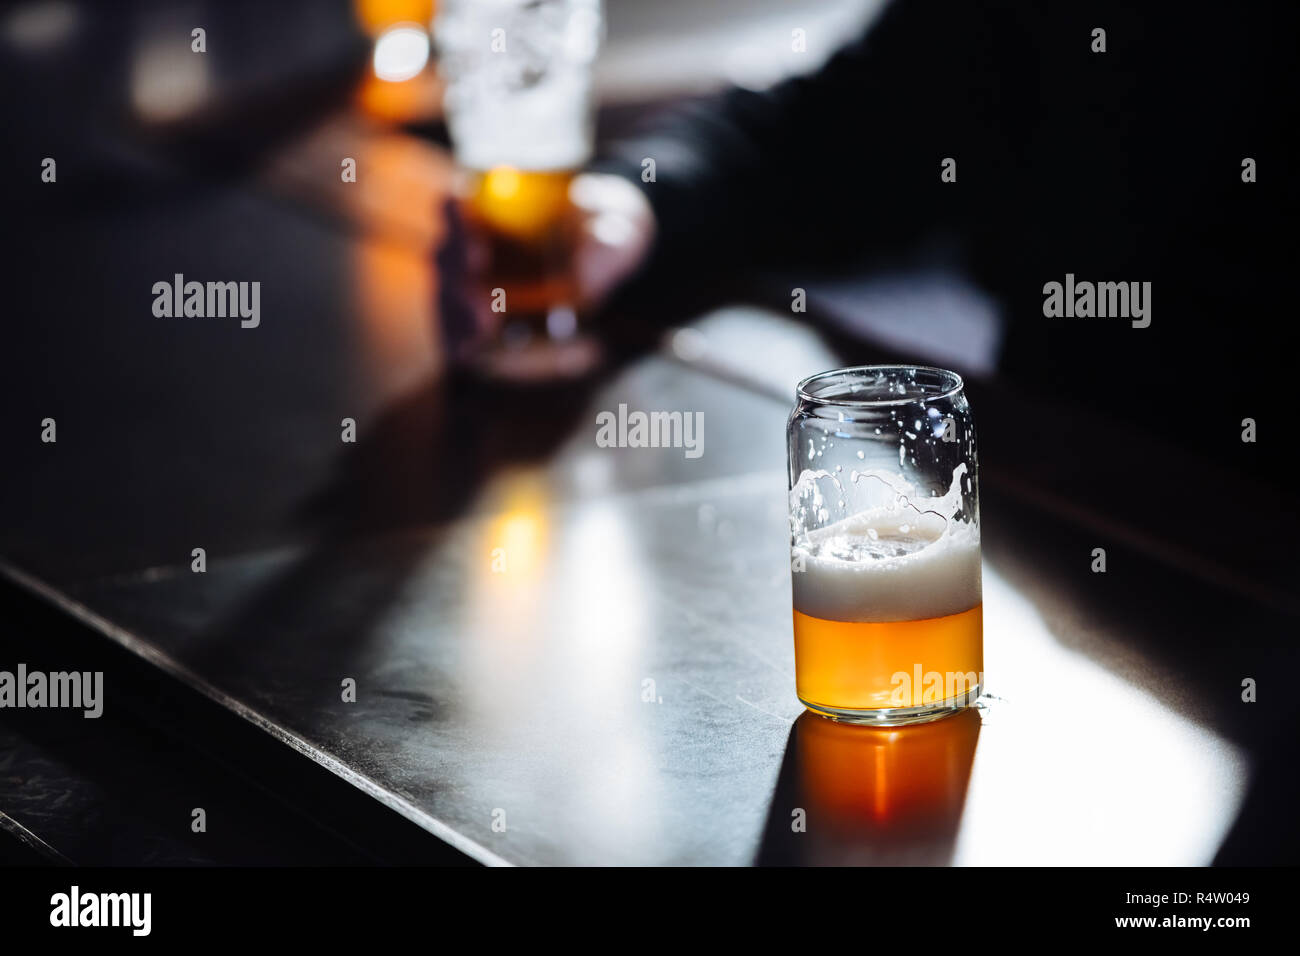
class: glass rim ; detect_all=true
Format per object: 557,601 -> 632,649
795,364 -> 964,408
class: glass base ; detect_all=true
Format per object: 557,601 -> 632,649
471,329 -> 601,382
799,686 -> 981,726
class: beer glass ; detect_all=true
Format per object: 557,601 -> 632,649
787,366 -> 982,725
435,0 -> 603,378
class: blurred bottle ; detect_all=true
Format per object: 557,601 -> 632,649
354,0 -> 441,123
355,0 -> 436,36
435,0 -> 604,380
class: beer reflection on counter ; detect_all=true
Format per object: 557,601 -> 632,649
757,708 -> 981,866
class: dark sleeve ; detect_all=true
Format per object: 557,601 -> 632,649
593,0 -> 1032,278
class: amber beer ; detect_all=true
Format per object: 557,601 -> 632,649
792,509 -> 983,718
793,607 -> 983,711
459,166 -> 581,320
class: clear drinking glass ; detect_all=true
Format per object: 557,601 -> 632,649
787,366 -> 982,725
435,0 -> 603,378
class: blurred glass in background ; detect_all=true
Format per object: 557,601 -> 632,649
436,0 -> 604,380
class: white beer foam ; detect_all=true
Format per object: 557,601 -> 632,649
792,508 -> 982,623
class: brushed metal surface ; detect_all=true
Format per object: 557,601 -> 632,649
54,462 -> 1254,865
